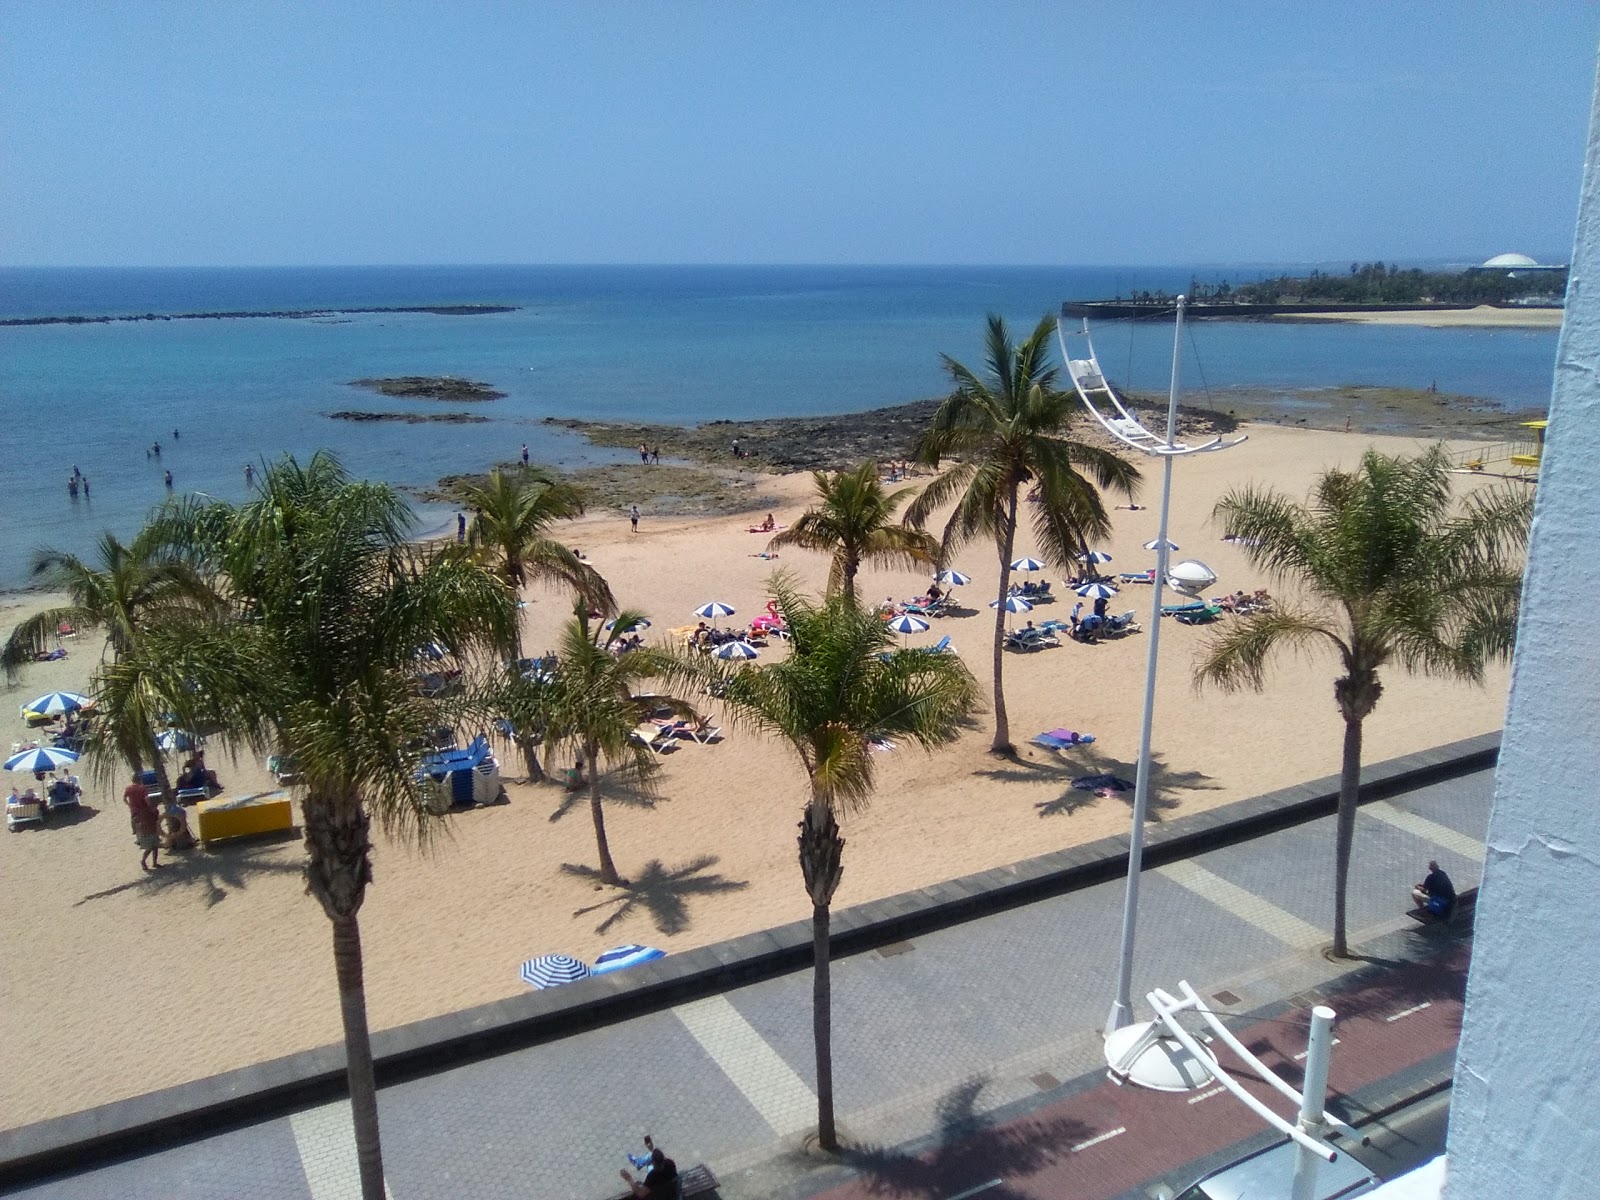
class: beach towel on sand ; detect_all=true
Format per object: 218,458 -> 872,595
1031,729 -> 1096,750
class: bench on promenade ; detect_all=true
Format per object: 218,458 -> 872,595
608,1163 -> 718,1199
1406,885 -> 1478,925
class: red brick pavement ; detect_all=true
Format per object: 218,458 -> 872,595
815,942 -> 1468,1200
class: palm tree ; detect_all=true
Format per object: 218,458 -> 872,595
538,608 -> 693,886
1,528 -> 219,676
905,314 -> 1140,753
458,467 -> 614,656
1194,445 -> 1530,956
767,461 -> 939,603
150,451 -> 516,1200
709,577 -> 978,1149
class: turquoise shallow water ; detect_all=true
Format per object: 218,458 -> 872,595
0,265 -> 1559,589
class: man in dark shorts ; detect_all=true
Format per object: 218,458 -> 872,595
124,774 -> 162,871
620,1146 -> 677,1199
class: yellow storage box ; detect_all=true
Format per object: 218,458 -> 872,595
197,791 -> 294,847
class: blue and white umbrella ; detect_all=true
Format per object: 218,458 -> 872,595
5,746 -> 79,773
606,616 -> 652,632
23,691 -> 91,717
157,729 -> 199,752
1010,557 -> 1046,573
694,601 -> 736,620
714,640 -> 760,660
887,614 -> 931,636
520,954 -> 591,989
937,568 -> 972,587
1075,582 -> 1120,600
991,595 -> 1034,613
1143,538 -> 1180,552
591,944 -> 667,975
1079,549 -> 1114,564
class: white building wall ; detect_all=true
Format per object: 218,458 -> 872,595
1445,48 -> 1600,1200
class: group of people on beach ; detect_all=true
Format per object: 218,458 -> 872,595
638,443 -> 661,464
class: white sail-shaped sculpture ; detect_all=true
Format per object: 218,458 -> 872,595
1055,318 -> 1247,457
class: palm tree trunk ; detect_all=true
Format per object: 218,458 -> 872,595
841,554 -> 858,606
587,743 -> 620,885
798,797 -> 845,1151
990,485 -> 1020,753
301,794 -> 385,1200
332,912 -> 386,1200
517,734 -> 545,784
1332,714 -> 1363,957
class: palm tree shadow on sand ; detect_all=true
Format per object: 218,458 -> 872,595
976,747 -> 1220,819
546,766 -> 662,823
837,1074 -> 1094,1198
563,855 -> 748,936
76,831 -> 304,909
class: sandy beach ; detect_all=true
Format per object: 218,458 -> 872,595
0,422 -> 1518,1129
1277,304 -> 1564,329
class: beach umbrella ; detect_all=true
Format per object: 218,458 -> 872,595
1010,557 -> 1046,573
519,954 -> 591,989
591,944 -> 667,974
991,595 -> 1034,613
1079,549 -> 1114,564
22,691 -> 91,718
1143,538 -> 1180,552
937,569 -> 971,587
415,642 -> 449,661
1075,582 -> 1120,600
606,616 -> 652,632
5,746 -> 79,773
156,729 -> 200,752
694,601 -> 736,620
714,640 -> 760,661
886,614 -> 931,636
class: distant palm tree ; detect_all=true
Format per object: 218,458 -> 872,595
1195,446 -> 1530,956
709,577 -> 977,1150
458,468 -> 613,657
148,451 -> 515,1200
1,529 -> 218,676
767,461 -> 939,603
539,608 -> 694,886
906,314 -> 1139,753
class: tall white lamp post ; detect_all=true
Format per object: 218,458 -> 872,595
1057,297 -> 1247,1043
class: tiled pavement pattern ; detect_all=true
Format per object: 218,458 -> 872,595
3,768 -> 1493,1200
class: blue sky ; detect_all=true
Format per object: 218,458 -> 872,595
3,2 -> 1596,267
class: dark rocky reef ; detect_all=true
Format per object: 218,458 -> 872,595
0,304 -> 517,327
349,376 -> 506,402
328,410 -> 490,424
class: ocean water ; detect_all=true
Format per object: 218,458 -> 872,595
0,265 -> 1560,590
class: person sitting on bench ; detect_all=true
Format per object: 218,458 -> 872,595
621,1147 -> 678,1199
1411,859 -> 1456,917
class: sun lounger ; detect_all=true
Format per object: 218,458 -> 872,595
630,725 -> 677,756
929,635 -> 953,654
175,787 -> 211,806
1118,571 -> 1156,584
1160,599 -> 1209,615
6,797 -> 44,831
675,718 -> 723,744
1175,605 -> 1222,625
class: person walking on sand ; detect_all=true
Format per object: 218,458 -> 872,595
124,774 -> 162,871
629,504 -> 640,534
457,512 -> 467,543
639,442 -> 649,464
651,446 -> 660,464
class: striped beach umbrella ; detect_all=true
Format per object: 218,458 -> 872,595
1075,582 -> 1120,600
1143,538 -> 1180,552
937,569 -> 971,587
886,614 -> 931,636
606,616 -> 652,632
991,595 -> 1034,613
156,729 -> 200,752
694,601 -> 736,620
714,640 -> 760,661
1079,549 -> 1114,564
5,746 -> 80,773
22,691 -> 91,718
591,944 -> 667,975
1009,557 -> 1046,573
519,954 -> 591,989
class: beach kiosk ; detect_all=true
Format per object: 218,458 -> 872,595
1509,419 -> 1547,473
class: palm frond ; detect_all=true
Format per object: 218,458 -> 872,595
1193,608 -> 1345,694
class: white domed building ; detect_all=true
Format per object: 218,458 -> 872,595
1480,252 -> 1543,269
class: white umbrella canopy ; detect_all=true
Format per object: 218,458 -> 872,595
1010,557 -> 1046,573
991,595 -> 1034,613
1143,538 -> 1180,552
937,569 -> 972,587
1079,550 -> 1114,564
694,601 -> 736,620
713,640 -> 759,661
1075,582 -> 1119,600
22,691 -> 91,717
886,614 -> 931,635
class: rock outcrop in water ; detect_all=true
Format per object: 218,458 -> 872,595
328,410 -> 490,424
348,376 -> 506,401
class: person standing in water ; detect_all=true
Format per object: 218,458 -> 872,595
164,469 -> 173,489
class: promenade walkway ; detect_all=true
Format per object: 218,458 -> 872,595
3,766 -> 1493,1200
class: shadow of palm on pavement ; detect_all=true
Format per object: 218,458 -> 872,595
839,1075 -> 1095,1199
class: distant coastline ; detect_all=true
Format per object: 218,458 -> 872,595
0,303 -> 518,327
1060,300 -> 1561,327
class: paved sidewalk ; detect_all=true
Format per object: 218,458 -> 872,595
2,767 -> 1493,1200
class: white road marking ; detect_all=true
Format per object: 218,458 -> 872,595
1158,860 -> 1325,947
673,994 -> 817,1136
1071,1127 -> 1127,1153
1293,1038 -> 1340,1061
1386,1001 -> 1432,1023
1187,1085 -> 1227,1104
1365,800 -> 1483,863
289,1100 -> 396,1200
